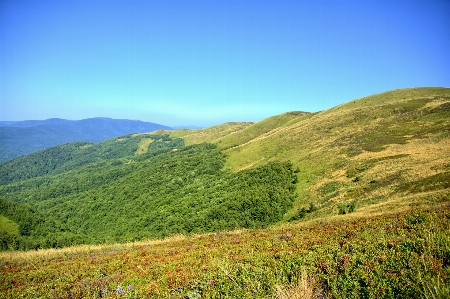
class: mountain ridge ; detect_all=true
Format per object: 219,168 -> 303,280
163,87 -> 450,217
0,117 -> 172,162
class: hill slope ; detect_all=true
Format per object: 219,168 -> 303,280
1,87 -> 450,298
1,202 -> 449,298
0,118 -> 172,162
0,87 -> 449,251
0,135 -> 297,249
0,133 -> 183,185
178,87 -> 450,220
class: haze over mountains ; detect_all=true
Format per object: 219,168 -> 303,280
0,117 -> 172,162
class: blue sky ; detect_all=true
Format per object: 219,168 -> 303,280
1,0 -> 449,127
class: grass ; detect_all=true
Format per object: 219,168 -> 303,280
274,269 -> 317,299
134,138 -> 154,155
217,112 -> 313,151
1,204 -> 449,298
160,122 -> 254,146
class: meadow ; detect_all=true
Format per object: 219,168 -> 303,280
1,204 -> 449,298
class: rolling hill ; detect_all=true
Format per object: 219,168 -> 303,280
0,117 -> 172,162
166,87 -> 450,219
0,87 -> 449,298
0,87 -> 449,247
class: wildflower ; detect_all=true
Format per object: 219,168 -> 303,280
117,286 -> 123,294
128,285 -> 133,291
102,289 -> 108,294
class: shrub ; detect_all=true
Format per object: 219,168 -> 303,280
338,202 -> 356,215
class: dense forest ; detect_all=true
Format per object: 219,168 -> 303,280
0,198 -> 80,250
0,134 -> 298,250
0,133 -> 183,185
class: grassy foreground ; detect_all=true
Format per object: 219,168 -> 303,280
1,204 -> 449,298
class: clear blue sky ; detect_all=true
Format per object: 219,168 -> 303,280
1,0 -> 449,127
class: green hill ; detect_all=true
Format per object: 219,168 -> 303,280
182,87 -> 450,220
0,133 -> 183,185
0,139 -> 297,248
1,87 -> 449,250
0,87 -> 449,298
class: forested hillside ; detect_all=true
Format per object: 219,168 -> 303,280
0,133 -> 183,185
0,139 -> 297,250
0,198 -> 78,250
0,118 -> 172,162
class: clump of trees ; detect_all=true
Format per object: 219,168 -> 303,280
289,202 -> 317,221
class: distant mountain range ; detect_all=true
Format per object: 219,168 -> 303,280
0,117 -> 172,162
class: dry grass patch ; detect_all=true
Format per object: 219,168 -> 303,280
354,138 -> 450,186
274,270 -> 318,299
423,99 -> 450,110
0,234 -> 189,261
134,137 -> 154,155
79,144 -> 93,149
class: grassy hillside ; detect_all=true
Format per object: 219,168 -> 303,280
0,87 -> 449,297
180,87 -> 450,221
159,122 -> 254,146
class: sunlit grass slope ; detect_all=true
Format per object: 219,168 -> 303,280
158,122 -> 254,146
214,112 -> 314,151
181,87 -> 450,221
